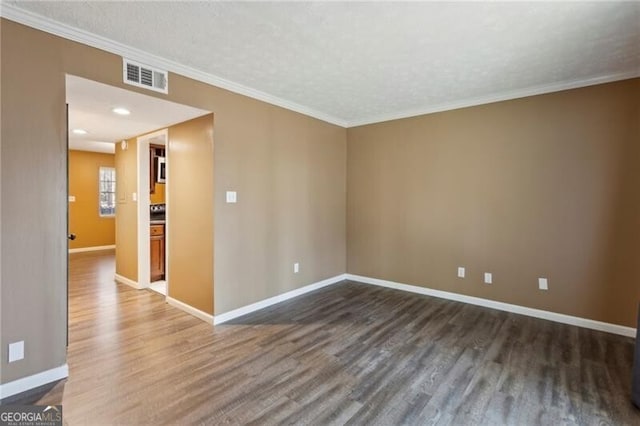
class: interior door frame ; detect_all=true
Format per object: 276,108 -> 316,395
137,129 -> 168,292
65,103 -> 69,347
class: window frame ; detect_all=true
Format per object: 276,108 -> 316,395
98,166 -> 116,217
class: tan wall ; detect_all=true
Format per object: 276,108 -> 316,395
348,78 -> 640,328
213,105 -> 347,314
114,138 -> 138,282
0,20 -> 346,384
167,115 -> 214,314
1,21 -> 68,383
68,150 -> 115,249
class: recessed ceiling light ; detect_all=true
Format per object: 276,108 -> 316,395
112,107 -> 131,116
72,129 -> 88,135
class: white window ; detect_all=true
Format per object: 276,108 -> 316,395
99,167 -> 116,217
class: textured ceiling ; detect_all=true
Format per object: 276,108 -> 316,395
6,1 -> 640,126
67,75 -> 208,153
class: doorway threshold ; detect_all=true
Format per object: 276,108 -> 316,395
148,280 -> 167,296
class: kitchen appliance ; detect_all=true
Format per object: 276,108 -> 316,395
150,203 -> 165,221
156,156 -> 166,183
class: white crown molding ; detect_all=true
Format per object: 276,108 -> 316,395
0,364 -> 69,400
346,274 -> 637,338
0,3 -> 348,128
2,3 -> 638,129
214,274 -> 347,325
346,70 -> 640,127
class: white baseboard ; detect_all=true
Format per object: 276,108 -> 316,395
114,273 -> 142,290
69,244 -> 115,253
346,274 -> 637,338
167,296 -> 214,324
0,364 -> 69,400
213,274 -> 347,325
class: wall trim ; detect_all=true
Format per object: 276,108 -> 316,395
68,244 -> 115,253
3,4 -> 637,129
347,71 -> 640,127
0,3 -> 347,128
346,274 -> 637,338
166,296 -> 214,324
214,274 -> 347,325
114,273 -> 142,290
0,364 -> 69,400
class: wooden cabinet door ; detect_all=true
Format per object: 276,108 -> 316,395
150,235 -> 165,282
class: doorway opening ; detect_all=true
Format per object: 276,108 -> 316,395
137,129 -> 169,296
65,74 -> 214,337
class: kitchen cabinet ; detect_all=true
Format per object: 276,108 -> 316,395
150,224 -> 165,281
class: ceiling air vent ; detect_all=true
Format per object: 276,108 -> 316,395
123,58 -> 168,94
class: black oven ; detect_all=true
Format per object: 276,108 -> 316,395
150,203 -> 165,221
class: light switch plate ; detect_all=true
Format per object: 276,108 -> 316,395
539,278 -> 548,290
294,263 -> 300,273
226,191 -> 237,203
484,273 -> 492,284
8,341 -> 24,363
457,267 -> 465,278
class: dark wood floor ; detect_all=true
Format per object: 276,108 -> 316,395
32,250 -> 639,425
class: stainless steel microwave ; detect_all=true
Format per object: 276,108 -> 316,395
157,156 -> 166,183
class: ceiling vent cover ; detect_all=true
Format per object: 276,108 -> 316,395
123,58 -> 168,94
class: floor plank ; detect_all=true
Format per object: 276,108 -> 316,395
21,250 -> 640,425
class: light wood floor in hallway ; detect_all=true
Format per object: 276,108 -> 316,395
32,250 -> 639,425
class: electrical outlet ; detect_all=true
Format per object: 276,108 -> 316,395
132,192 -> 137,202
539,278 -> 548,290
226,191 -> 237,203
484,273 -> 492,284
457,267 -> 465,278
293,263 -> 300,274
8,341 -> 24,363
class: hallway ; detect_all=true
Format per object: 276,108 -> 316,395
35,250 -> 215,423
